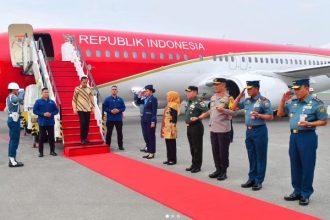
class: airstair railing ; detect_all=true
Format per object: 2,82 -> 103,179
64,35 -> 101,103
35,38 -> 62,109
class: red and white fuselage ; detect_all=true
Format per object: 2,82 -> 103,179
1,28 -> 330,109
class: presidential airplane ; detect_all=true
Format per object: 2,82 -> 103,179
1,24 -> 330,110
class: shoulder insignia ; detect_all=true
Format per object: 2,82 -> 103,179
312,97 -> 323,103
264,100 -> 270,108
319,106 -> 325,113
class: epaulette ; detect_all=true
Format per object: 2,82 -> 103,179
312,96 -> 323,103
259,96 -> 268,101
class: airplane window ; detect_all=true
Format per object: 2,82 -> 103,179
86,49 -> 92,57
115,50 -> 120,58
199,55 -> 203,61
132,51 -> 137,59
105,50 -> 111,58
255,57 -> 258,63
184,54 -> 189,61
176,53 -> 181,60
132,51 -> 138,59
270,58 -> 273,63
123,51 -> 129,59
285,59 -> 288,64
320,61 -> 323,65
219,56 -> 223,61
213,56 -> 217,61
260,57 -> 263,63
225,56 -> 228,62
312,60 -> 315,65
316,60 -> 319,65
168,53 -> 173,60
231,56 -> 235,62
96,50 -> 101,58
151,52 -> 156,60
299,60 -> 302,65
308,60 -> 311,65
265,58 -> 268,63
275,58 -> 278,64
241,57 -> 245,62
290,59 -> 293,64
248,57 -> 252,63
280,59 -> 283,64
142,52 -> 147,59
160,53 -> 165,60
294,59 -> 297,65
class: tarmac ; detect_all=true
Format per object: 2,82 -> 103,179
0,107 -> 329,220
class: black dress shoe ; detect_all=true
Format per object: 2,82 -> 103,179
299,198 -> 309,206
84,139 -> 90,143
8,161 -> 24,167
118,147 -> 125,150
185,166 -> 193,171
50,152 -> 57,156
284,194 -> 301,201
142,154 -> 150,158
39,153 -> 44,157
167,161 -> 176,165
241,180 -> 255,188
217,173 -> 227,181
191,168 -> 201,173
146,154 -> 154,159
163,161 -> 169,164
209,171 -> 220,178
252,183 -> 262,191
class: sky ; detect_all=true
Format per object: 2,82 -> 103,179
0,0 -> 329,47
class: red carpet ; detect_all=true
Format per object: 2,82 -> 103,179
71,153 -> 318,220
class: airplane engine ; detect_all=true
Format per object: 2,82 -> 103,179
225,74 -> 290,108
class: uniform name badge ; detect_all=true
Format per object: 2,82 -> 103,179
11,112 -> 19,122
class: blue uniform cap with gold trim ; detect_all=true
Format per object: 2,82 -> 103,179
291,79 -> 309,89
245,81 -> 260,89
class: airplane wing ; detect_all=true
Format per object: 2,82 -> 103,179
275,65 -> 330,78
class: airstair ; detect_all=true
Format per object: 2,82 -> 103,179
8,24 -> 109,156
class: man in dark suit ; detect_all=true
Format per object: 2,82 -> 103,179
141,85 -> 158,159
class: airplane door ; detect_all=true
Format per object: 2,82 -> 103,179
8,24 -> 33,67
229,55 -> 237,70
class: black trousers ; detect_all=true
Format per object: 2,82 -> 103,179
165,139 -> 177,163
106,121 -> 123,148
140,116 -> 148,146
39,126 -> 55,154
78,111 -> 90,141
210,131 -> 231,174
187,121 -> 204,169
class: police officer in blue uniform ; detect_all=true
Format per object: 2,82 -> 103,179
277,79 -> 328,206
6,82 -> 25,167
141,85 -> 158,159
233,81 -> 273,190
